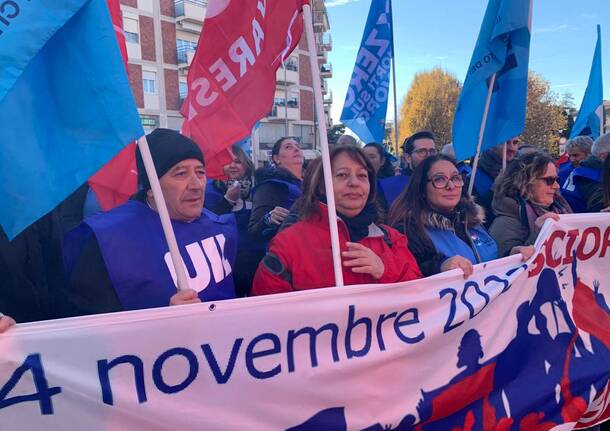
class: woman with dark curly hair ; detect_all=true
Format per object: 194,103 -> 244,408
490,152 -> 572,257
251,146 -> 421,295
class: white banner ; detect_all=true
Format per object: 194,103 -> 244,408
1,214 -> 610,430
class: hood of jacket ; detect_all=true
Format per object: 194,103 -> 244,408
254,166 -> 301,186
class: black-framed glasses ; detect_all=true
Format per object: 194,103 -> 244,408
427,174 -> 465,189
412,148 -> 437,157
538,176 -> 559,186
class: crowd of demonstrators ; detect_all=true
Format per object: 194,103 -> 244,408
490,152 -> 572,257
379,131 -> 438,207
251,145 -> 421,296
62,129 -> 238,317
248,137 -> 303,247
470,137 -> 519,228
566,133 -> 610,213
204,145 -> 259,297
3,125 -> 610,334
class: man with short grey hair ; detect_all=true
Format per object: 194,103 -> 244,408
565,136 -> 593,167
564,133 -> 610,212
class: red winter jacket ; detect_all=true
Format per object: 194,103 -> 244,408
251,204 -> 422,296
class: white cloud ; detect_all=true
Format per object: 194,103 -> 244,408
534,24 -> 575,34
326,0 -> 361,8
552,83 -> 578,89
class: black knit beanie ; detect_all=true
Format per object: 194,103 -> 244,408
136,128 -> 205,191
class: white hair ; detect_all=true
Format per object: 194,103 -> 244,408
592,133 -> 610,157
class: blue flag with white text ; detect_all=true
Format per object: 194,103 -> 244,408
452,0 -> 532,161
340,0 -> 393,144
570,25 -> 604,139
0,0 -> 144,239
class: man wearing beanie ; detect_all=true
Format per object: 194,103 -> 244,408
61,128 -> 237,316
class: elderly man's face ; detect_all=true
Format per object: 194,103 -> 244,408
148,159 -> 206,222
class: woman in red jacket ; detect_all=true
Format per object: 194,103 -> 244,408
251,145 -> 422,296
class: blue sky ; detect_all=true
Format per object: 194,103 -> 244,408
326,0 -> 610,123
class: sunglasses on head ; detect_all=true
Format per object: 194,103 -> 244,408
538,176 -> 559,186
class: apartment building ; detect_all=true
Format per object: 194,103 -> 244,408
119,0 -> 333,161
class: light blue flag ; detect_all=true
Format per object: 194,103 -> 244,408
570,25 -> 603,139
452,0 -> 533,161
0,0 -> 144,239
340,0 -> 393,144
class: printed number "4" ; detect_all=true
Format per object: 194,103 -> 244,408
0,354 -> 62,415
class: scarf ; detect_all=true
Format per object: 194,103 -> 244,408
339,202 -> 378,242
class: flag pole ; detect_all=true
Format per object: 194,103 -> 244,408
251,126 -> 260,168
502,141 -> 507,170
468,73 -> 496,196
303,4 -> 344,287
389,0 -> 400,156
137,135 -> 190,291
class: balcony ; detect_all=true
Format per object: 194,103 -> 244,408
323,91 -> 333,106
268,105 -> 299,120
320,63 -> 332,78
313,10 -> 329,33
275,67 -> 299,85
320,33 -> 332,51
177,47 -> 196,69
175,0 -> 206,31
317,48 -> 328,64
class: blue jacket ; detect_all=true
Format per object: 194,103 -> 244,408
561,165 -> 601,213
427,224 -> 497,265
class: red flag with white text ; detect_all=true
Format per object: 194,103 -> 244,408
88,0 -> 139,210
181,0 -> 308,178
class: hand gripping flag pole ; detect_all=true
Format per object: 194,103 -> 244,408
137,136 -> 190,292
303,3 -> 344,287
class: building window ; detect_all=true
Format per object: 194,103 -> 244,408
176,39 -> 198,63
273,97 -> 286,107
179,82 -> 188,100
123,17 -> 140,44
285,57 -> 298,72
287,97 -> 299,108
143,71 -> 157,94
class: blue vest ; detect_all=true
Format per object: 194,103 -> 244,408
560,166 -> 601,213
558,162 -> 574,189
204,180 -> 262,253
472,169 -> 494,198
379,175 -> 410,207
65,200 -> 237,311
426,224 -> 497,265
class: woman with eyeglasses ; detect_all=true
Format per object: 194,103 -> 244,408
388,155 -> 500,278
490,152 -> 572,257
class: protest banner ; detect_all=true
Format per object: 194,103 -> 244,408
1,214 -> 610,430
